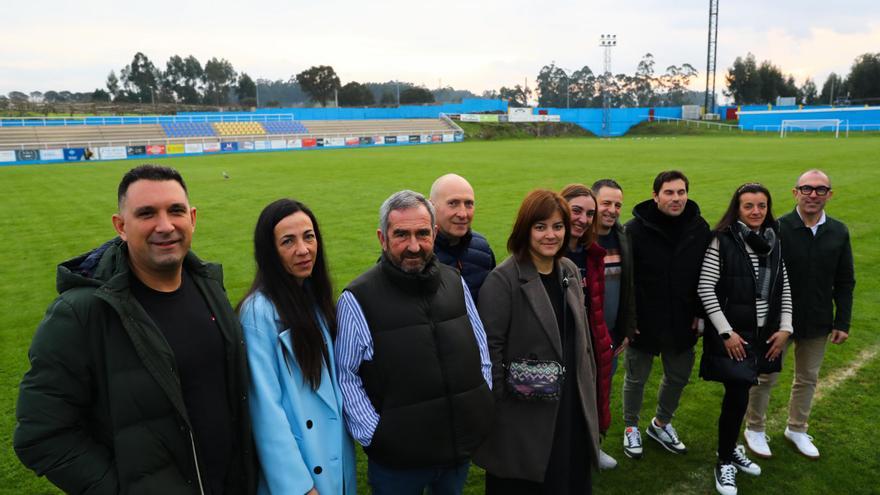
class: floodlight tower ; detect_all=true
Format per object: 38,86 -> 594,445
704,0 -> 720,114
599,34 -> 617,135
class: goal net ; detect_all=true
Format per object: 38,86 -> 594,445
780,119 -> 844,138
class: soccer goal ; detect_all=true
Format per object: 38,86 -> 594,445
780,119 -> 846,138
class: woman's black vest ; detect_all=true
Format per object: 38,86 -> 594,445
346,255 -> 493,468
701,227 -> 784,383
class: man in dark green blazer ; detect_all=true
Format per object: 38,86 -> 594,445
743,169 -> 855,460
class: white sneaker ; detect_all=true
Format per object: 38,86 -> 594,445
731,445 -> 762,476
784,427 -> 820,459
743,428 -> 772,458
598,449 -> 618,470
623,426 -> 643,459
714,462 -> 737,495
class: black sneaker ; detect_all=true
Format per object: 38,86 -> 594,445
731,445 -> 761,476
645,417 -> 687,454
715,462 -> 737,495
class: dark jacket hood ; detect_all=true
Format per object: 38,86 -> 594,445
56,237 -> 125,294
56,236 -> 219,294
631,198 -> 702,228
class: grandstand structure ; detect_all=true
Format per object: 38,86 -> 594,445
6,98 -> 872,164
0,114 -> 463,164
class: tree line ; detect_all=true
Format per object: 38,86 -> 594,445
101,52 -> 252,106
482,54 -> 703,109
284,65 -> 455,107
4,51 -> 878,112
725,52 -> 880,105
0,53 -> 477,112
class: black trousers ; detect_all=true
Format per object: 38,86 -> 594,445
718,381 -> 753,462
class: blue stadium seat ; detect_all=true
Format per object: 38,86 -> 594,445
161,122 -> 217,138
262,121 -> 309,135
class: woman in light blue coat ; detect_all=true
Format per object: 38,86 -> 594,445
238,199 -> 356,495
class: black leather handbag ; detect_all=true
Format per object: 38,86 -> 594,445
699,347 -> 759,386
700,331 -> 784,385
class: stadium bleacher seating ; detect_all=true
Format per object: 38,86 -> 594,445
301,119 -> 450,135
0,124 -> 168,150
213,122 -> 266,136
160,122 -> 217,138
0,118 -> 458,153
262,121 -> 309,134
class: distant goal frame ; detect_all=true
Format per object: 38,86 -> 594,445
780,119 -> 847,138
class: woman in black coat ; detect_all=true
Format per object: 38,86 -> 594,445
474,189 -> 599,495
697,183 -> 793,495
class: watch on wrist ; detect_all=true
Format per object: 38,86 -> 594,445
721,332 -> 732,341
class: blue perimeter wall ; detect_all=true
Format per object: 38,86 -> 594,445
10,97 -> 874,136
738,106 -> 880,131
180,98 -> 508,120
182,99 -> 682,137
536,107 -> 682,137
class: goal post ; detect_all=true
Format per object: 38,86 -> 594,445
780,119 -> 844,138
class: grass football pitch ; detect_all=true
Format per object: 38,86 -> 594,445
1,133 -> 878,494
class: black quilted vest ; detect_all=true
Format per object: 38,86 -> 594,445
701,227 -> 785,382
346,255 -> 493,468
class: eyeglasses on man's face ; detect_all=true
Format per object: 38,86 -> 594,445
796,185 -> 831,196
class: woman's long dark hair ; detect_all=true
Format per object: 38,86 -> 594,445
238,199 -> 336,390
714,182 -> 776,232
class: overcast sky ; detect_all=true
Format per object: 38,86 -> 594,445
2,0 -> 878,101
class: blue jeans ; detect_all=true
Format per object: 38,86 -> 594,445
367,459 -> 470,495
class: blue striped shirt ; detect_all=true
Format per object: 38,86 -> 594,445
335,277 -> 492,447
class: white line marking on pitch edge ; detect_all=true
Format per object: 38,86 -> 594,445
813,345 -> 878,402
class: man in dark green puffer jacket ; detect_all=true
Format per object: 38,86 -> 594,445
14,165 -> 256,495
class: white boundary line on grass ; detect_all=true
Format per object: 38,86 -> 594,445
658,342 -> 880,495
813,345 -> 878,402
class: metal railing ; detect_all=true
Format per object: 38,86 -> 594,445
440,113 -> 465,133
0,114 -> 298,128
640,115 -> 742,131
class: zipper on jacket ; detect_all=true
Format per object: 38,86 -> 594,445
425,294 -> 462,464
188,430 -> 206,495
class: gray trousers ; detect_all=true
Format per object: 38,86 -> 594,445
622,345 -> 695,427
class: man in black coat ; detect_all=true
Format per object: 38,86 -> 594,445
743,169 -> 855,459
621,171 -> 711,459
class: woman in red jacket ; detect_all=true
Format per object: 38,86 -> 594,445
561,184 -> 617,470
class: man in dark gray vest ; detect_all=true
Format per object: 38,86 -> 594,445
335,190 -> 493,495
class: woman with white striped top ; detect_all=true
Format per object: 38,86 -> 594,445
697,183 -> 792,495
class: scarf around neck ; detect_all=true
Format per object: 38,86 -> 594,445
735,221 -> 775,301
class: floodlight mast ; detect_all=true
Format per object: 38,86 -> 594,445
704,0 -> 720,114
599,34 -> 617,135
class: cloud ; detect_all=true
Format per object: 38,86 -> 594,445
1,0 -> 878,95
